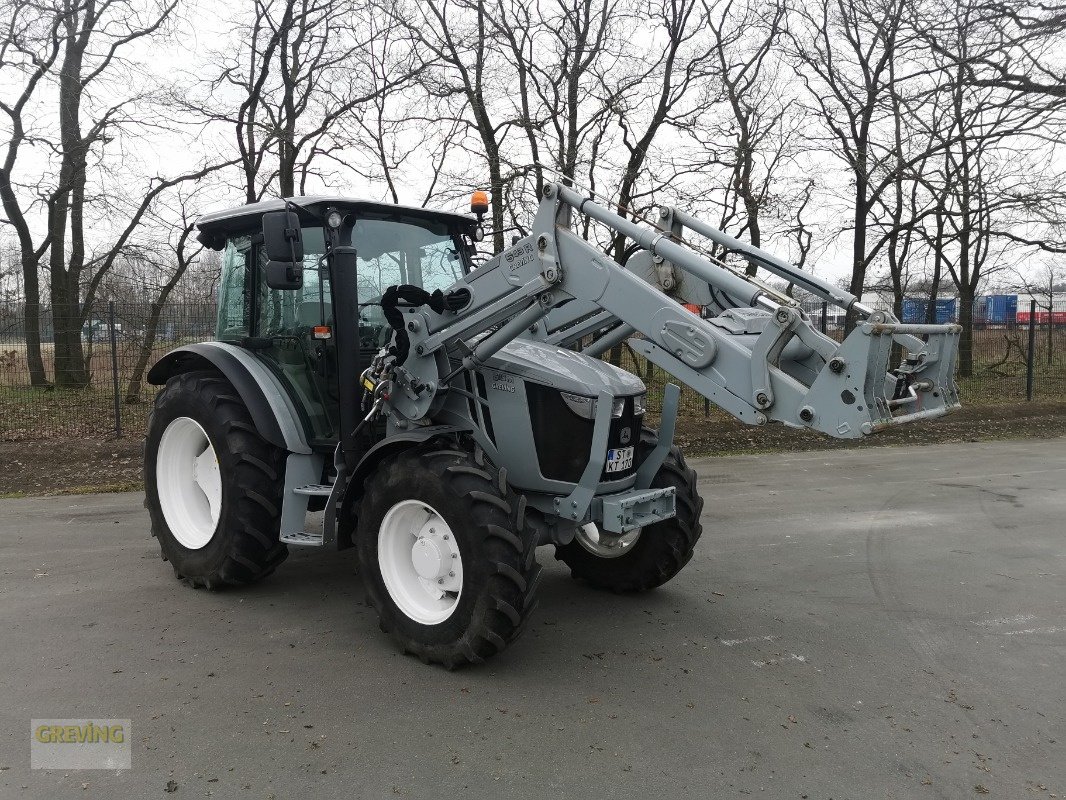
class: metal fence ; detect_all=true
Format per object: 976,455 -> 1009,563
0,299 -> 1063,440
0,301 -> 217,440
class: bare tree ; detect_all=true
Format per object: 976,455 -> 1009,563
604,0 -> 719,266
400,0 -> 517,253
344,9 -> 465,208
188,0 -> 420,203
0,0 -> 65,385
119,190 -> 204,404
936,1 -> 1066,100
1012,262 -> 1065,368
490,0 -> 623,197
787,0 -> 935,330
916,0 -> 1066,375
700,0 -> 791,266
1,0 -> 208,386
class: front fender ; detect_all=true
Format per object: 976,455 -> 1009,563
148,342 -> 312,454
336,425 -> 462,547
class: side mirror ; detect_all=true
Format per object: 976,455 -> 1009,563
262,210 -> 303,263
265,260 -> 303,290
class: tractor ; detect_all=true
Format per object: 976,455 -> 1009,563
144,185 -> 961,668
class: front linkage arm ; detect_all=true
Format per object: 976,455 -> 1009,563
387,183 -> 961,440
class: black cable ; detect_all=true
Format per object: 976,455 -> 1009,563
380,284 -> 471,365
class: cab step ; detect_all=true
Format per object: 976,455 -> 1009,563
293,484 -> 334,496
280,530 -> 325,547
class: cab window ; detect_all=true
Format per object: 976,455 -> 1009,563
257,227 -> 330,337
216,236 -> 251,340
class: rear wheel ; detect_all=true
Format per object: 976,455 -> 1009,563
555,428 -> 704,592
356,441 -> 540,668
145,370 -> 288,589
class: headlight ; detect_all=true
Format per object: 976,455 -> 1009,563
633,392 -> 647,416
560,392 -> 626,419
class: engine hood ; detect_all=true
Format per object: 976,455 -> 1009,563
482,339 -> 645,397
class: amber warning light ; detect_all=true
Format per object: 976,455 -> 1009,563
470,190 -> 489,217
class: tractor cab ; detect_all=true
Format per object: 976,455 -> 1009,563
195,197 -> 479,448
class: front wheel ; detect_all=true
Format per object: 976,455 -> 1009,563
555,429 -> 704,592
356,441 -> 541,668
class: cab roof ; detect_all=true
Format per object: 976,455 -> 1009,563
195,196 -> 475,249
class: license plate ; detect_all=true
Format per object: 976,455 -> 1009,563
605,446 -> 634,473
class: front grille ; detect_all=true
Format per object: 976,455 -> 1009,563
526,383 -> 642,483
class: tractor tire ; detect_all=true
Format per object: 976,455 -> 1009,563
356,441 -> 541,669
555,428 -> 704,592
144,369 -> 288,589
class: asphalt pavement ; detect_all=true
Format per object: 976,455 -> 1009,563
1,437 -> 1064,799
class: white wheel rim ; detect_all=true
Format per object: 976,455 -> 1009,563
156,416 -> 222,550
576,522 -> 642,558
378,500 -> 463,625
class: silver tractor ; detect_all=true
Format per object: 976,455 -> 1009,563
144,184 -> 961,668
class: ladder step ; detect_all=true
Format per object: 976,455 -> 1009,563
280,531 -> 325,547
294,484 -> 334,496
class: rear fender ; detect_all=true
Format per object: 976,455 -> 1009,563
148,342 -> 312,455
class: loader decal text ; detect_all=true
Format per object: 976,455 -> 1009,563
505,242 -> 535,272
491,372 -> 515,392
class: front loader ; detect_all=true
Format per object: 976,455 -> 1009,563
144,184 -> 961,668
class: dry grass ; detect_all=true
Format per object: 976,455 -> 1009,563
0,326 -> 1063,441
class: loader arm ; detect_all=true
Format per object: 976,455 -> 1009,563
385,183 -> 961,440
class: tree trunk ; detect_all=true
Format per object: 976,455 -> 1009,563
21,279 -> 48,387
48,267 -> 89,387
957,286 -> 975,378
1045,291 -> 1054,369
925,285 -> 940,325
846,181 -> 869,335
0,109 -> 50,385
125,301 -> 163,403
51,270 -> 88,387
488,152 -> 505,255
47,11 -> 90,388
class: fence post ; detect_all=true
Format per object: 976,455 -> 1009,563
820,301 -> 828,334
1025,299 -> 1036,402
108,300 -> 122,437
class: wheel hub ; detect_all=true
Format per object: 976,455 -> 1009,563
412,537 -> 445,580
155,416 -> 222,550
378,500 -> 464,625
575,522 -> 642,558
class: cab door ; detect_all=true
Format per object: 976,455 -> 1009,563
252,226 -> 339,445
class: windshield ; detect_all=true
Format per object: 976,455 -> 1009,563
352,214 -> 469,350
354,214 -> 467,301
